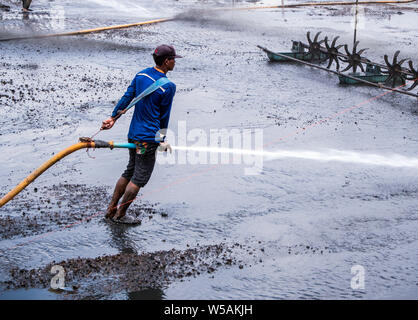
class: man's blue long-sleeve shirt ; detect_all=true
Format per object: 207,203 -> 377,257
112,67 -> 176,143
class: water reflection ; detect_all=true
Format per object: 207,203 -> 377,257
106,222 -> 138,254
106,222 -> 168,300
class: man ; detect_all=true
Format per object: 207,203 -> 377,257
22,0 -> 32,12
101,44 -> 181,224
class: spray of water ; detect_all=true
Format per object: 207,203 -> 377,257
171,146 -> 418,168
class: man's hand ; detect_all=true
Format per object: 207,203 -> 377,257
158,141 -> 172,153
101,117 -> 115,130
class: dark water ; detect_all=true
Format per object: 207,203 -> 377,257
0,0 -> 417,299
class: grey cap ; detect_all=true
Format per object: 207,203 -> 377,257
153,44 -> 183,58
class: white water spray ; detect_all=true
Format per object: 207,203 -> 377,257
171,145 -> 418,168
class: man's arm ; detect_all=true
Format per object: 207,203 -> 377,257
102,77 -> 136,130
111,77 -> 137,117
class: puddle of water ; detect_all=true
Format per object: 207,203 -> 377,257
0,288 -> 60,300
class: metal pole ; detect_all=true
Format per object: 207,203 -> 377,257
354,0 -> 359,48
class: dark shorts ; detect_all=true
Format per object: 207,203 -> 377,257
121,139 -> 159,188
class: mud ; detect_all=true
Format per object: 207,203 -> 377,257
2,243 -> 239,298
0,4 -> 10,12
0,0 -> 417,300
1,241 -> 340,299
0,184 -> 163,240
0,60 -> 126,134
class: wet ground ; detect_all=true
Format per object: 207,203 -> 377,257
0,0 -> 417,299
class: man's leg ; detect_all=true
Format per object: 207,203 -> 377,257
106,145 -> 136,219
22,0 -> 32,11
113,181 -> 140,220
105,176 -> 129,219
112,142 -> 157,221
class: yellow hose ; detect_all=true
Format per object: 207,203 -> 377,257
0,142 -> 93,208
0,18 -> 172,42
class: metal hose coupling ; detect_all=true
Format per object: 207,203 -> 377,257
78,137 -> 113,149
